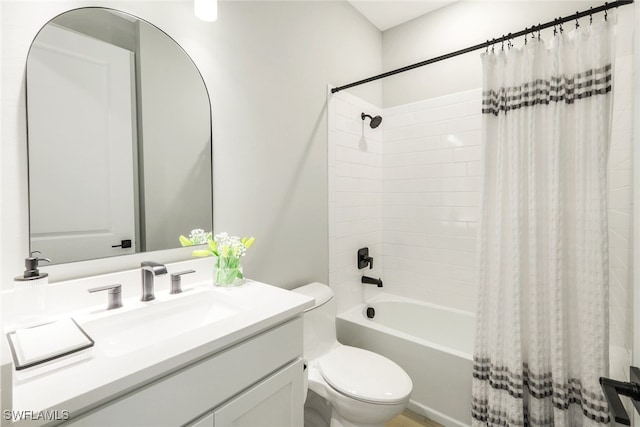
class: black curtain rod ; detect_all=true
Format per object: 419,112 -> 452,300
331,0 -> 634,94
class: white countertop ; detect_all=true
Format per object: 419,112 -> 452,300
3,280 -> 314,426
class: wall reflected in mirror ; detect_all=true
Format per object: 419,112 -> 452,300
27,8 -> 213,265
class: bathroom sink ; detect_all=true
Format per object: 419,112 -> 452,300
80,290 -> 239,357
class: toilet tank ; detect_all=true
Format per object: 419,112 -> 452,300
292,283 -> 338,360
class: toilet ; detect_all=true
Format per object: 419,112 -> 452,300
293,283 -> 412,427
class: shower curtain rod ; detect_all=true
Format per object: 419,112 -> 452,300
330,0 -> 633,94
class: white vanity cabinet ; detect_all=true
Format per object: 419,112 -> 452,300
190,359 -> 303,427
64,318 -> 304,427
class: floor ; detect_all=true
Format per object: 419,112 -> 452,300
386,410 -> 443,427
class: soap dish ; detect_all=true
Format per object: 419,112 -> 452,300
6,318 -> 94,372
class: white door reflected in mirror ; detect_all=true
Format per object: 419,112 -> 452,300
28,24 -> 137,264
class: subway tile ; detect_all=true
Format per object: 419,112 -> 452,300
608,210 -> 630,233
441,191 -> 480,207
466,161 -> 482,177
334,114 -> 363,135
336,162 -> 380,179
335,206 -> 377,223
382,112 -> 416,129
335,145 -> 381,167
441,177 -> 480,192
608,168 -> 631,191
608,188 -> 631,212
335,176 -> 380,193
383,136 -> 441,154
382,164 -> 442,180
443,130 -> 482,148
453,146 -> 481,163
335,191 -> 381,208
335,218 -> 380,238
439,162 -> 468,177
442,114 -> 482,134
382,177 -> 442,193
609,128 -> 632,151
335,98 -> 366,121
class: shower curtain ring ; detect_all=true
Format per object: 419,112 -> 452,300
537,25 -> 541,41
589,7 -> 593,24
604,3 -> 608,20
575,13 -> 580,29
524,28 -> 528,45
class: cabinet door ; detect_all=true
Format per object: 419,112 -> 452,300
188,412 -> 214,427
213,359 -> 304,427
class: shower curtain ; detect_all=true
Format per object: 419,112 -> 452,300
472,16 -> 616,427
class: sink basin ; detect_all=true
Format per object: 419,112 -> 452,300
80,290 -> 238,357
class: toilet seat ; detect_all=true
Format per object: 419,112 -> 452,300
316,346 -> 412,405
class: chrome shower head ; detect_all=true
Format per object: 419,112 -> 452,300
361,112 -> 382,129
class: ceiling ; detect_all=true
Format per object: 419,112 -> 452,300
347,0 -> 459,31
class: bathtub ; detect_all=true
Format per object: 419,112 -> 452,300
336,293 -> 475,427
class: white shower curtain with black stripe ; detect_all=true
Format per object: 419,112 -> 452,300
472,16 -> 616,427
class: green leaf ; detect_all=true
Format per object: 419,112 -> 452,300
244,236 -> 255,249
192,249 -> 212,257
179,235 -> 192,247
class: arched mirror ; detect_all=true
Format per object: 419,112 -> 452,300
26,8 -> 213,265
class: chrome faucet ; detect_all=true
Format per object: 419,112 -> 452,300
141,261 -> 167,301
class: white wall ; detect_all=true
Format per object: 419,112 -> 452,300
0,1 -> 382,291
137,20 -> 212,252
382,1 -> 631,107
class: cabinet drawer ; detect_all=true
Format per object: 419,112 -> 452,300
66,317 -> 302,426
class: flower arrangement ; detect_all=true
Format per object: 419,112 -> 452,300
179,230 -> 255,286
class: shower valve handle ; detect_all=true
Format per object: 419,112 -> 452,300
357,247 -> 373,269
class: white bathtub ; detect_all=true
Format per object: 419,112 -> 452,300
336,293 -> 475,427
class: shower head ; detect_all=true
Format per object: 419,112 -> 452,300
361,112 -> 383,129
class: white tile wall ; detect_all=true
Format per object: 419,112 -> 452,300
608,53 -> 634,380
328,88 -> 383,314
381,89 -> 482,313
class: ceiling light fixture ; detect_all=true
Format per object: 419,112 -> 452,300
194,0 -> 217,22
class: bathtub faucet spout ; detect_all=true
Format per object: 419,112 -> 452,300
362,275 -> 383,287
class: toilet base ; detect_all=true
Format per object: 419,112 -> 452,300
329,411 -> 384,427
305,389 -> 332,427
305,388 -> 388,427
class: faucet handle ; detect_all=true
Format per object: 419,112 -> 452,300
357,247 -> 373,269
170,270 -> 196,294
88,284 -> 123,310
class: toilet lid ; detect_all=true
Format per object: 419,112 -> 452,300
317,346 -> 412,404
